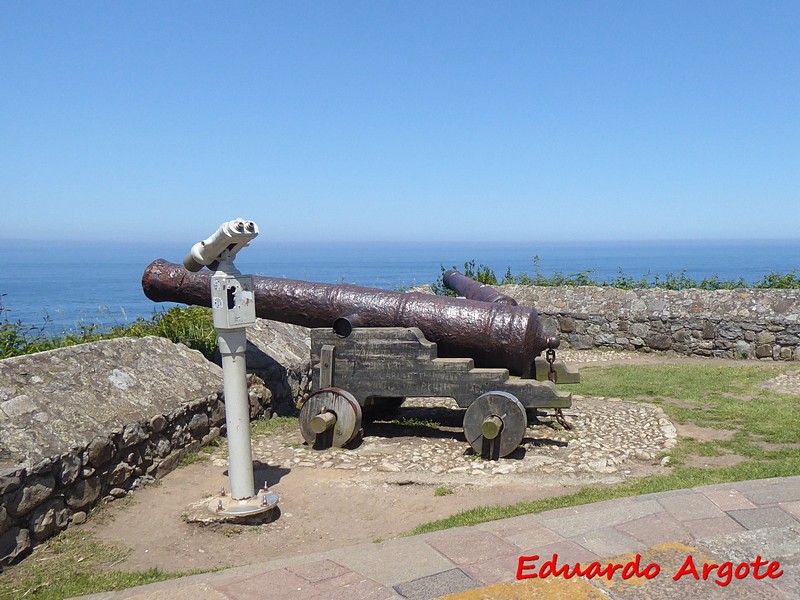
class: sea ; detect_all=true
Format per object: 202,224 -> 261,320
2,239 -> 798,334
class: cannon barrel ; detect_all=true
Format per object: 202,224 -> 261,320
443,269 -> 518,305
142,259 -> 555,377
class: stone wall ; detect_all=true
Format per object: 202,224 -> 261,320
502,285 -> 800,360
0,336 -> 273,567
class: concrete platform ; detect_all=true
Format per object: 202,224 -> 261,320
74,477 -> 800,600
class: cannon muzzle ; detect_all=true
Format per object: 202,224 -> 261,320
142,259 -> 555,377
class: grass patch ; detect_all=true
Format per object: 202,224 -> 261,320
573,363 -> 800,443
0,530 -> 191,600
435,486 -> 454,497
250,416 -> 298,438
411,457 -> 800,535
410,361 -> 800,535
388,417 -> 443,429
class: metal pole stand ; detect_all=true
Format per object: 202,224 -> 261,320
177,219 -> 279,522
204,252 -> 278,519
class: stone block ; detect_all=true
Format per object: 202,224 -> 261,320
558,316 -> 576,333
567,334 -> 594,350
0,505 -> 9,536
188,413 -> 210,438
87,436 -> 116,467
756,330 -> 777,345
65,476 -> 102,510
58,453 -> 82,487
734,340 -> 752,358
29,498 -> 67,541
755,344 -> 773,359
0,472 -> 22,496
7,475 -> 55,518
121,422 -> 147,448
0,526 -> 31,565
149,414 -> 167,433
647,333 -> 672,350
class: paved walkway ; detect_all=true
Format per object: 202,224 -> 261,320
78,477 -> 800,600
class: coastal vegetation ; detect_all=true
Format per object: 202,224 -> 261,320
0,299 -> 216,360
431,258 -> 800,295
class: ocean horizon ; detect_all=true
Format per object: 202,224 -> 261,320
2,238 -> 798,334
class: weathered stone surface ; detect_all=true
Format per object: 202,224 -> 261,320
7,475 -> 55,518
0,336 -> 223,467
188,413 -> 210,438
156,450 -> 183,479
0,505 -> 9,536
29,499 -> 67,541
756,344 -> 773,359
0,472 -> 21,495
65,476 -> 102,510
58,453 -> 82,486
0,526 -> 30,564
647,334 -> 672,351
107,463 -> 133,487
500,285 -> 800,361
87,436 -> 116,467
121,422 -> 147,448
149,414 -> 167,433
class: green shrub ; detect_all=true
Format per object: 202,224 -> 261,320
0,296 -> 216,360
430,261 -> 800,294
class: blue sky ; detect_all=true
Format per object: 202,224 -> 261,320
1,1 -> 798,244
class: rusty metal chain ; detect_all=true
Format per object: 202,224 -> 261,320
554,408 -> 574,431
546,347 -> 557,383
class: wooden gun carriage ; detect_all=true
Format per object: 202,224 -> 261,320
303,326 -> 579,459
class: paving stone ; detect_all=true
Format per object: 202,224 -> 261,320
331,538 -> 455,586
393,569 -> 478,600
572,526 -> 644,557
541,499 -> 662,538
728,507 -> 800,530
766,553 -> 800,600
425,529 -> 519,565
485,521 -> 565,550
739,478 -> 800,506
517,539 -> 601,567
616,511 -> 693,546
460,553 -> 522,585
682,516 -> 746,540
125,583 -> 230,599
699,526 -> 800,564
215,568 -> 312,600
287,559 -> 352,583
658,493 -> 726,521
310,571 -> 401,600
780,501 -> 800,520
703,488 -> 758,511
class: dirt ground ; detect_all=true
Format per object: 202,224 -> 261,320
87,426 -> 664,574
84,354 -> 794,575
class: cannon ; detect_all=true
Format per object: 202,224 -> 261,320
142,260 -> 579,458
443,269 -> 519,305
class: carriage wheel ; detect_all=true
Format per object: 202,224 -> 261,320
299,388 -> 363,448
463,391 -> 527,459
